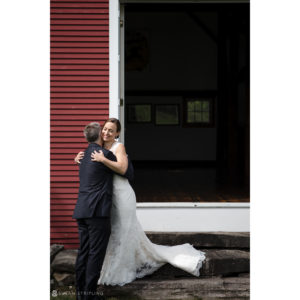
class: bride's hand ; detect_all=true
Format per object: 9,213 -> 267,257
74,151 -> 84,164
91,150 -> 105,162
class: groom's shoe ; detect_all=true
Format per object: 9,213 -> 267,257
85,296 -> 103,300
91,296 -> 105,300
84,293 -> 105,300
85,293 -> 105,300
76,291 -> 85,300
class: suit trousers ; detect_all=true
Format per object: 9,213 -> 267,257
75,217 -> 111,300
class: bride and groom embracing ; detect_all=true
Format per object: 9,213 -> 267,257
72,118 -> 206,300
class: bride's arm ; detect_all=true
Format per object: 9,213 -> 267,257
74,151 -> 84,164
91,144 -> 128,175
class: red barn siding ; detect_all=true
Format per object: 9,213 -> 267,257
50,0 -> 109,249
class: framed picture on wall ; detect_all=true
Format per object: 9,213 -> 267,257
127,104 -> 152,123
125,30 -> 150,72
155,104 -> 180,125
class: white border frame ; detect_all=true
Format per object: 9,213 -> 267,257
109,0 -> 120,119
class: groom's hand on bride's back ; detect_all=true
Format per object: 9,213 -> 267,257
74,151 -> 84,164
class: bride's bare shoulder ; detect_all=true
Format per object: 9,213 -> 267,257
115,142 -> 126,154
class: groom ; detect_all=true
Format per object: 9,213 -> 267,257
72,122 -> 126,300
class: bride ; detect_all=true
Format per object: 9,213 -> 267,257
75,118 -> 206,286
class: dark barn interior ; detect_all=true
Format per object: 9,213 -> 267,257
123,3 -> 250,202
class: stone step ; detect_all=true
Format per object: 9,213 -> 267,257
98,275 -> 250,299
145,232 -> 250,249
51,249 -> 249,286
51,249 -> 77,275
50,244 -> 64,263
145,249 -> 249,279
52,276 -> 250,299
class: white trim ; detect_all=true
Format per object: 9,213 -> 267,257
137,202 -> 249,208
109,0 -> 120,119
119,5 -> 125,143
136,205 -> 250,232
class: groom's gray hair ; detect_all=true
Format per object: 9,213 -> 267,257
83,122 -> 101,143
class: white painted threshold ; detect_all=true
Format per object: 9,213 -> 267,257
136,202 -> 250,232
137,202 -> 250,208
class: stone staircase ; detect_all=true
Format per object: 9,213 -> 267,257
51,232 -> 250,299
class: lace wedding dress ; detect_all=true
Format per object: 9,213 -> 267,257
98,142 -> 206,286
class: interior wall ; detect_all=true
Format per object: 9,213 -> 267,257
125,8 -> 218,161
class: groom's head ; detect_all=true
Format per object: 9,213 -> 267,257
84,122 -> 101,143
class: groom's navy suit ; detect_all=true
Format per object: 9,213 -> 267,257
72,142 -> 133,300
73,142 -> 116,219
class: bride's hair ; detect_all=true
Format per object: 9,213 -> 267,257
103,118 -> 121,138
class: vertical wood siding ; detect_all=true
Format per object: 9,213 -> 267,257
50,0 -> 109,249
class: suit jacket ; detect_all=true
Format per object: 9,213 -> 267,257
72,143 -> 117,219
124,154 -> 134,185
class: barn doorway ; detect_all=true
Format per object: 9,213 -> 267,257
122,2 -> 250,203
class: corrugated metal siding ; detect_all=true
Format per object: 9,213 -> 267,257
50,0 -> 110,249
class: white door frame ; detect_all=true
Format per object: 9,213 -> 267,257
109,0 -> 125,143
109,0 -> 250,232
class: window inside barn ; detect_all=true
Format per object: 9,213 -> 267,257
184,98 -> 214,127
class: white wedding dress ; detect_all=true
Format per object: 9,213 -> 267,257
98,142 -> 206,286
